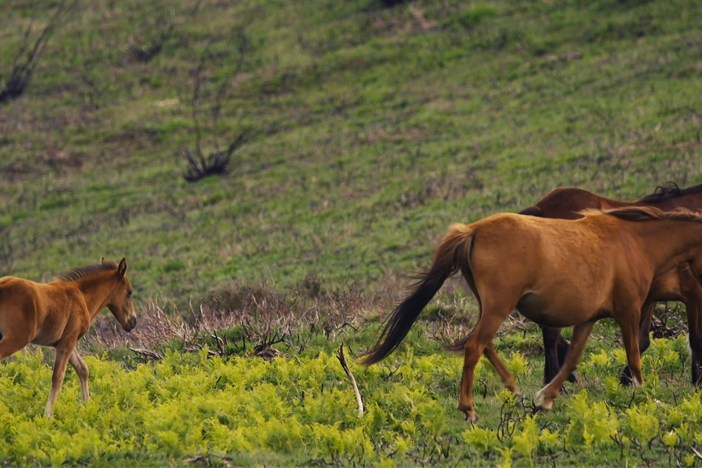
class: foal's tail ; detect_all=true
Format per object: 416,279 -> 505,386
361,224 -> 475,365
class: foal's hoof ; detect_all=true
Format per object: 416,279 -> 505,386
567,371 -> 578,383
458,406 -> 479,423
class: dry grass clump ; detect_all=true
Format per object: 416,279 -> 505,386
83,278 -> 380,356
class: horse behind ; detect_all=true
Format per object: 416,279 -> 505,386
0,258 -> 136,418
521,183 -> 702,385
363,207 -> 702,422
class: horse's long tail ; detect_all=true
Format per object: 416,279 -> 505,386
361,224 -> 475,365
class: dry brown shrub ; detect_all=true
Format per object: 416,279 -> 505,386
83,279 -> 381,353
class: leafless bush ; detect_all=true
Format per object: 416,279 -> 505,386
180,30 -> 254,182
0,0 -> 78,103
128,10 -> 175,62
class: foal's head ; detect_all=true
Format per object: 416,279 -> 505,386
103,257 -> 137,332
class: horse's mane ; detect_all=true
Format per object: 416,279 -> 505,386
599,206 -> 702,223
54,261 -> 118,282
636,182 -> 702,203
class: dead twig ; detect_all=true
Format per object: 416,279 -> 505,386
129,347 -> 164,361
337,343 -> 364,418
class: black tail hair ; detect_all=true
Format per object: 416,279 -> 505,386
361,225 -> 474,365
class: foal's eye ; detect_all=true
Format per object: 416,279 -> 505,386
128,290 -> 133,297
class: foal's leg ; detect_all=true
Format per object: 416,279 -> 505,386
483,343 -> 520,395
69,350 -> 90,401
45,343 -> 75,419
535,320 -> 595,411
458,302 -> 512,422
620,301 -> 655,385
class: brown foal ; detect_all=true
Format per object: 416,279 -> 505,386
363,207 -> 702,422
0,258 -> 136,418
520,184 -> 702,385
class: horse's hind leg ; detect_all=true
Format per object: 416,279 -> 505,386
535,320 -> 595,411
458,300 -> 513,422
69,350 -> 90,401
483,343 -> 519,395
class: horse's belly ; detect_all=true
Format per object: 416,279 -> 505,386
516,292 -> 602,328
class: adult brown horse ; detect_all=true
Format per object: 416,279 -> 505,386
0,258 -> 136,418
520,183 -> 702,385
363,207 -> 702,422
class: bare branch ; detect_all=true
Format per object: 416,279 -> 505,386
0,0 -> 79,103
180,32 -> 253,183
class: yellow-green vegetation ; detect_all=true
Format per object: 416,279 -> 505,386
2,331 -> 702,466
1,0 -> 702,466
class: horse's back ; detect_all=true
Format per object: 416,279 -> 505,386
525,187 -> 604,220
468,213 -> 621,310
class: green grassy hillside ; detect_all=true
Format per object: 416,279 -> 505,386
2,0 -> 701,303
2,0 -> 702,466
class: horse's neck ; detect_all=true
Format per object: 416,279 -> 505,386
651,192 -> 702,211
75,276 -> 114,320
632,220 -> 702,275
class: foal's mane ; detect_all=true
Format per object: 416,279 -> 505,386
600,206 -> 702,223
637,182 -> 702,203
54,261 -> 118,282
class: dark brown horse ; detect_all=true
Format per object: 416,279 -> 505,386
363,207 -> 702,421
0,258 -> 136,418
520,183 -> 702,385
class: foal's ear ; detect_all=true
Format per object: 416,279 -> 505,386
117,258 -> 128,279
100,257 -> 106,265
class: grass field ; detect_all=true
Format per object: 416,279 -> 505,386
1,0 -> 702,466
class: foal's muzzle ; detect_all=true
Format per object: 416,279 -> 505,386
124,316 -> 137,332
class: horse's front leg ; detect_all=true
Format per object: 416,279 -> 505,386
535,320 -> 595,411
679,266 -> 702,385
620,301 -> 654,385
69,350 -> 90,401
616,307 -> 644,386
45,342 -> 75,419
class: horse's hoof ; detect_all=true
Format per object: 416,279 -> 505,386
567,371 -> 578,383
534,403 -> 551,413
534,388 -> 545,406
